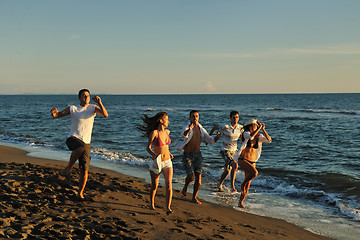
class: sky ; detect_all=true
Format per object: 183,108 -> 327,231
1,0 -> 360,94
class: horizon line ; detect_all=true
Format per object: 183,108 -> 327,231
0,92 -> 359,96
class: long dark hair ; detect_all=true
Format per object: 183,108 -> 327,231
137,111 -> 168,138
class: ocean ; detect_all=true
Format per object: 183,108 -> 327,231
0,93 -> 359,240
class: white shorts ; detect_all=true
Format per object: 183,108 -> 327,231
149,157 -> 173,174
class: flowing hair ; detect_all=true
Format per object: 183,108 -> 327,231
137,111 -> 168,138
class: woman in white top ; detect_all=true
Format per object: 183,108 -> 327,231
237,119 -> 271,209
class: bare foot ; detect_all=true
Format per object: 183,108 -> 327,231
166,209 -> 174,214
61,168 -> 71,180
150,204 -> 156,210
181,187 -> 187,196
238,202 -> 248,209
230,187 -> 237,194
77,194 -> 85,201
217,184 -> 224,192
192,198 -> 202,204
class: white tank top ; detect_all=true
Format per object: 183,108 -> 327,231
68,104 -> 96,144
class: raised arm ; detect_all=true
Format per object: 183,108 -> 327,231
250,121 -> 263,138
93,96 -> 108,118
50,106 -> 70,118
182,122 -> 196,138
260,123 -> 272,142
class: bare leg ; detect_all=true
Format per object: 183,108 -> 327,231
238,160 -> 257,208
162,167 -> 173,213
230,161 -> 239,193
149,170 -> 160,210
192,172 -> 202,204
217,169 -> 230,192
239,176 -> 253,209
64,146 -> 85,175
78,169 -> 88,199
182,172 -> 194,196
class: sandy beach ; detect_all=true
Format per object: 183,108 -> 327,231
0,145 -> 331,240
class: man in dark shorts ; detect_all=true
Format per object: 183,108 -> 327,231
176,110 -> 221,204
50,89 -> 108,199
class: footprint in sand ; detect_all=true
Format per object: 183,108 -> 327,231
212,234 -> 225,239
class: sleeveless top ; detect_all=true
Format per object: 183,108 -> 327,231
154,131 -> 171,147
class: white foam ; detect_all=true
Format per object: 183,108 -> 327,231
337,202 -> 360,221
91,148 -> 148,166
229,193 -> 360,240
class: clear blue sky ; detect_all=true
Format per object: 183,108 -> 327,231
1,0 -> 359,94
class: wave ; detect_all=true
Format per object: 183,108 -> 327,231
0,132 -> 55,149
253,177 -> 360,221
267,108 -> 285,111
300,109 -> 360,115
145,108 -> 157,112
91,148 -> 148,166
244,167 -> 360,221
261,168 -> 360,192
267,107 -> 360,116
338,202 -> 360,221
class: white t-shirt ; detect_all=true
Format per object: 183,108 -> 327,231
218,123 -> 243,151
68,104 -> 96,144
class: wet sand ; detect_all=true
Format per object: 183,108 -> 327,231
0,145 -> 332,240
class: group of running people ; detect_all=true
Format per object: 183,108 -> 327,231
51,89 -> 271,214
138,110 -> 271,213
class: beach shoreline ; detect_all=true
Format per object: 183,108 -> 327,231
0,145 -> 332,240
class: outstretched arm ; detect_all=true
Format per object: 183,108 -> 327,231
214,131 -> 221,143
203,127 -> 221,144
50,106 -> 70,118
209,125 -> 219,136
93,96 -> 108,118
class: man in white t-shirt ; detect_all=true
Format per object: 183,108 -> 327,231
209,110 -> 243,193
50,89 -> 108,200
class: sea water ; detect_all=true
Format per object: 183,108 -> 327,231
1,93 -> 359,240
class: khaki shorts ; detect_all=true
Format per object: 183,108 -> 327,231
66,136 -> 91,171
220,150 -> 236,171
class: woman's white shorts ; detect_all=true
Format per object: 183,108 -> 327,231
149,156 -> 173,174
